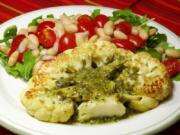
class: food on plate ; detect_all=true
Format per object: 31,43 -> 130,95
0,9 -> 180,81
21,40 -> 172,123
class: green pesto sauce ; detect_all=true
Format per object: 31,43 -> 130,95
56,59 -> 125,101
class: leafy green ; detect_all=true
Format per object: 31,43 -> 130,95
147,33 -> 167,48
110,9 -> 149,29
145,48 -> 162,60
0,25 -> 17,44
47,14 -> 54,18
172,73 -> 180,81
91,9 -> 100,18
0,51 -> 36,81
28,16 -> 42,26
3,25 -> 17,39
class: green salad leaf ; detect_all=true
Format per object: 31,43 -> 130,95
0,51 -> 36,81
147,33 -> 167,48
145,48 -> 162,60
172,73 -> 180,81
47,14 -> 54,18
91,9 -> 100,18
0,25 -> 17,44
28,16 -> 42,26
110,9 -> 149,29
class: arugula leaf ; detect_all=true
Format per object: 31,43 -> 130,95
47,14 -> 54,18
110,9 -> 149,28
16,51 -> 36,80
0,51 -> 36,81
0,25 -> 17,43
172,73 -> 180,81
145,48 -> 162,60
28,16 -> 42,26
91,9 -> 100,18
147,33 -> 167,48
3,25 -> 17,39
0,51 -> 8,65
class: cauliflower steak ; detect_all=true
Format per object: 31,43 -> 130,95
21,41 -> 172,123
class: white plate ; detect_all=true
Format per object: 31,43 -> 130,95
0,5 -> 180,135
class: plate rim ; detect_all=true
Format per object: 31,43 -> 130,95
0,5 -> 180,135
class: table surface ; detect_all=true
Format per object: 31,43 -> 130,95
0,0 -> 179,134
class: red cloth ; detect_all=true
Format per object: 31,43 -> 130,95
0,0 -> 179,35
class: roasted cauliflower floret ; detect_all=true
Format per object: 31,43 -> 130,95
117,52 -> 172,101
77,96 -> 126,122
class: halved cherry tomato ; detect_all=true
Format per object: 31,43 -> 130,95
112,38 -> 136,52
58,33 -> 76,52
128,34 -> 145,48
78,14 -> 93,24
94,14 -> 109,28
162,58 -> 180,77
38,29 -> 56,48
36,21 -> 55,34
8,34 -> 26,63
77,22 -> 95,38
115,21 -> 132,35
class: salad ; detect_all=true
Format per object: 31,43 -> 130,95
0,9 -> 180,81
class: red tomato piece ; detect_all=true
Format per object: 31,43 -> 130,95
36,21 -> 55,34
8,34 -> 26,63
78,14 -> 93,24
94,14 -> 109,28
38,29 -> 56,48
162,58 -> 180,77
58,33 -> 76,52
112,38 -> 136,52
77,22 -> 95,38
115,21 -> 132,35
28,32 -> 37,35
128,34 -> 145,48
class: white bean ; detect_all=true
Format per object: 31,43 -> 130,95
64,24 -> 78,33
0,45 -> 10,54
60,15 -> 72,25
98,36 -> 111,41
7,51 -> 19,66
75,32 -> 88,46
32,49 -> 40,57
139,28 -> 148,40
155,47 -> 164,54
165,49 -> 180,58
114,19 -> 125,25
33,61 -> 43,75
113,30 -> 127,39
18,28 -> 28,35
27,34 -> 39,49
89,35 -> 98,42
96,28 -> 106,37
46,39 -> 59,55
42,55 -> 56,61
104,20 -> 114,36
131,26 -> 139,35
149,27 -> 157,36
18,38 -> 28,53
28,26 -> 37,33
54,21 -> 65,37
